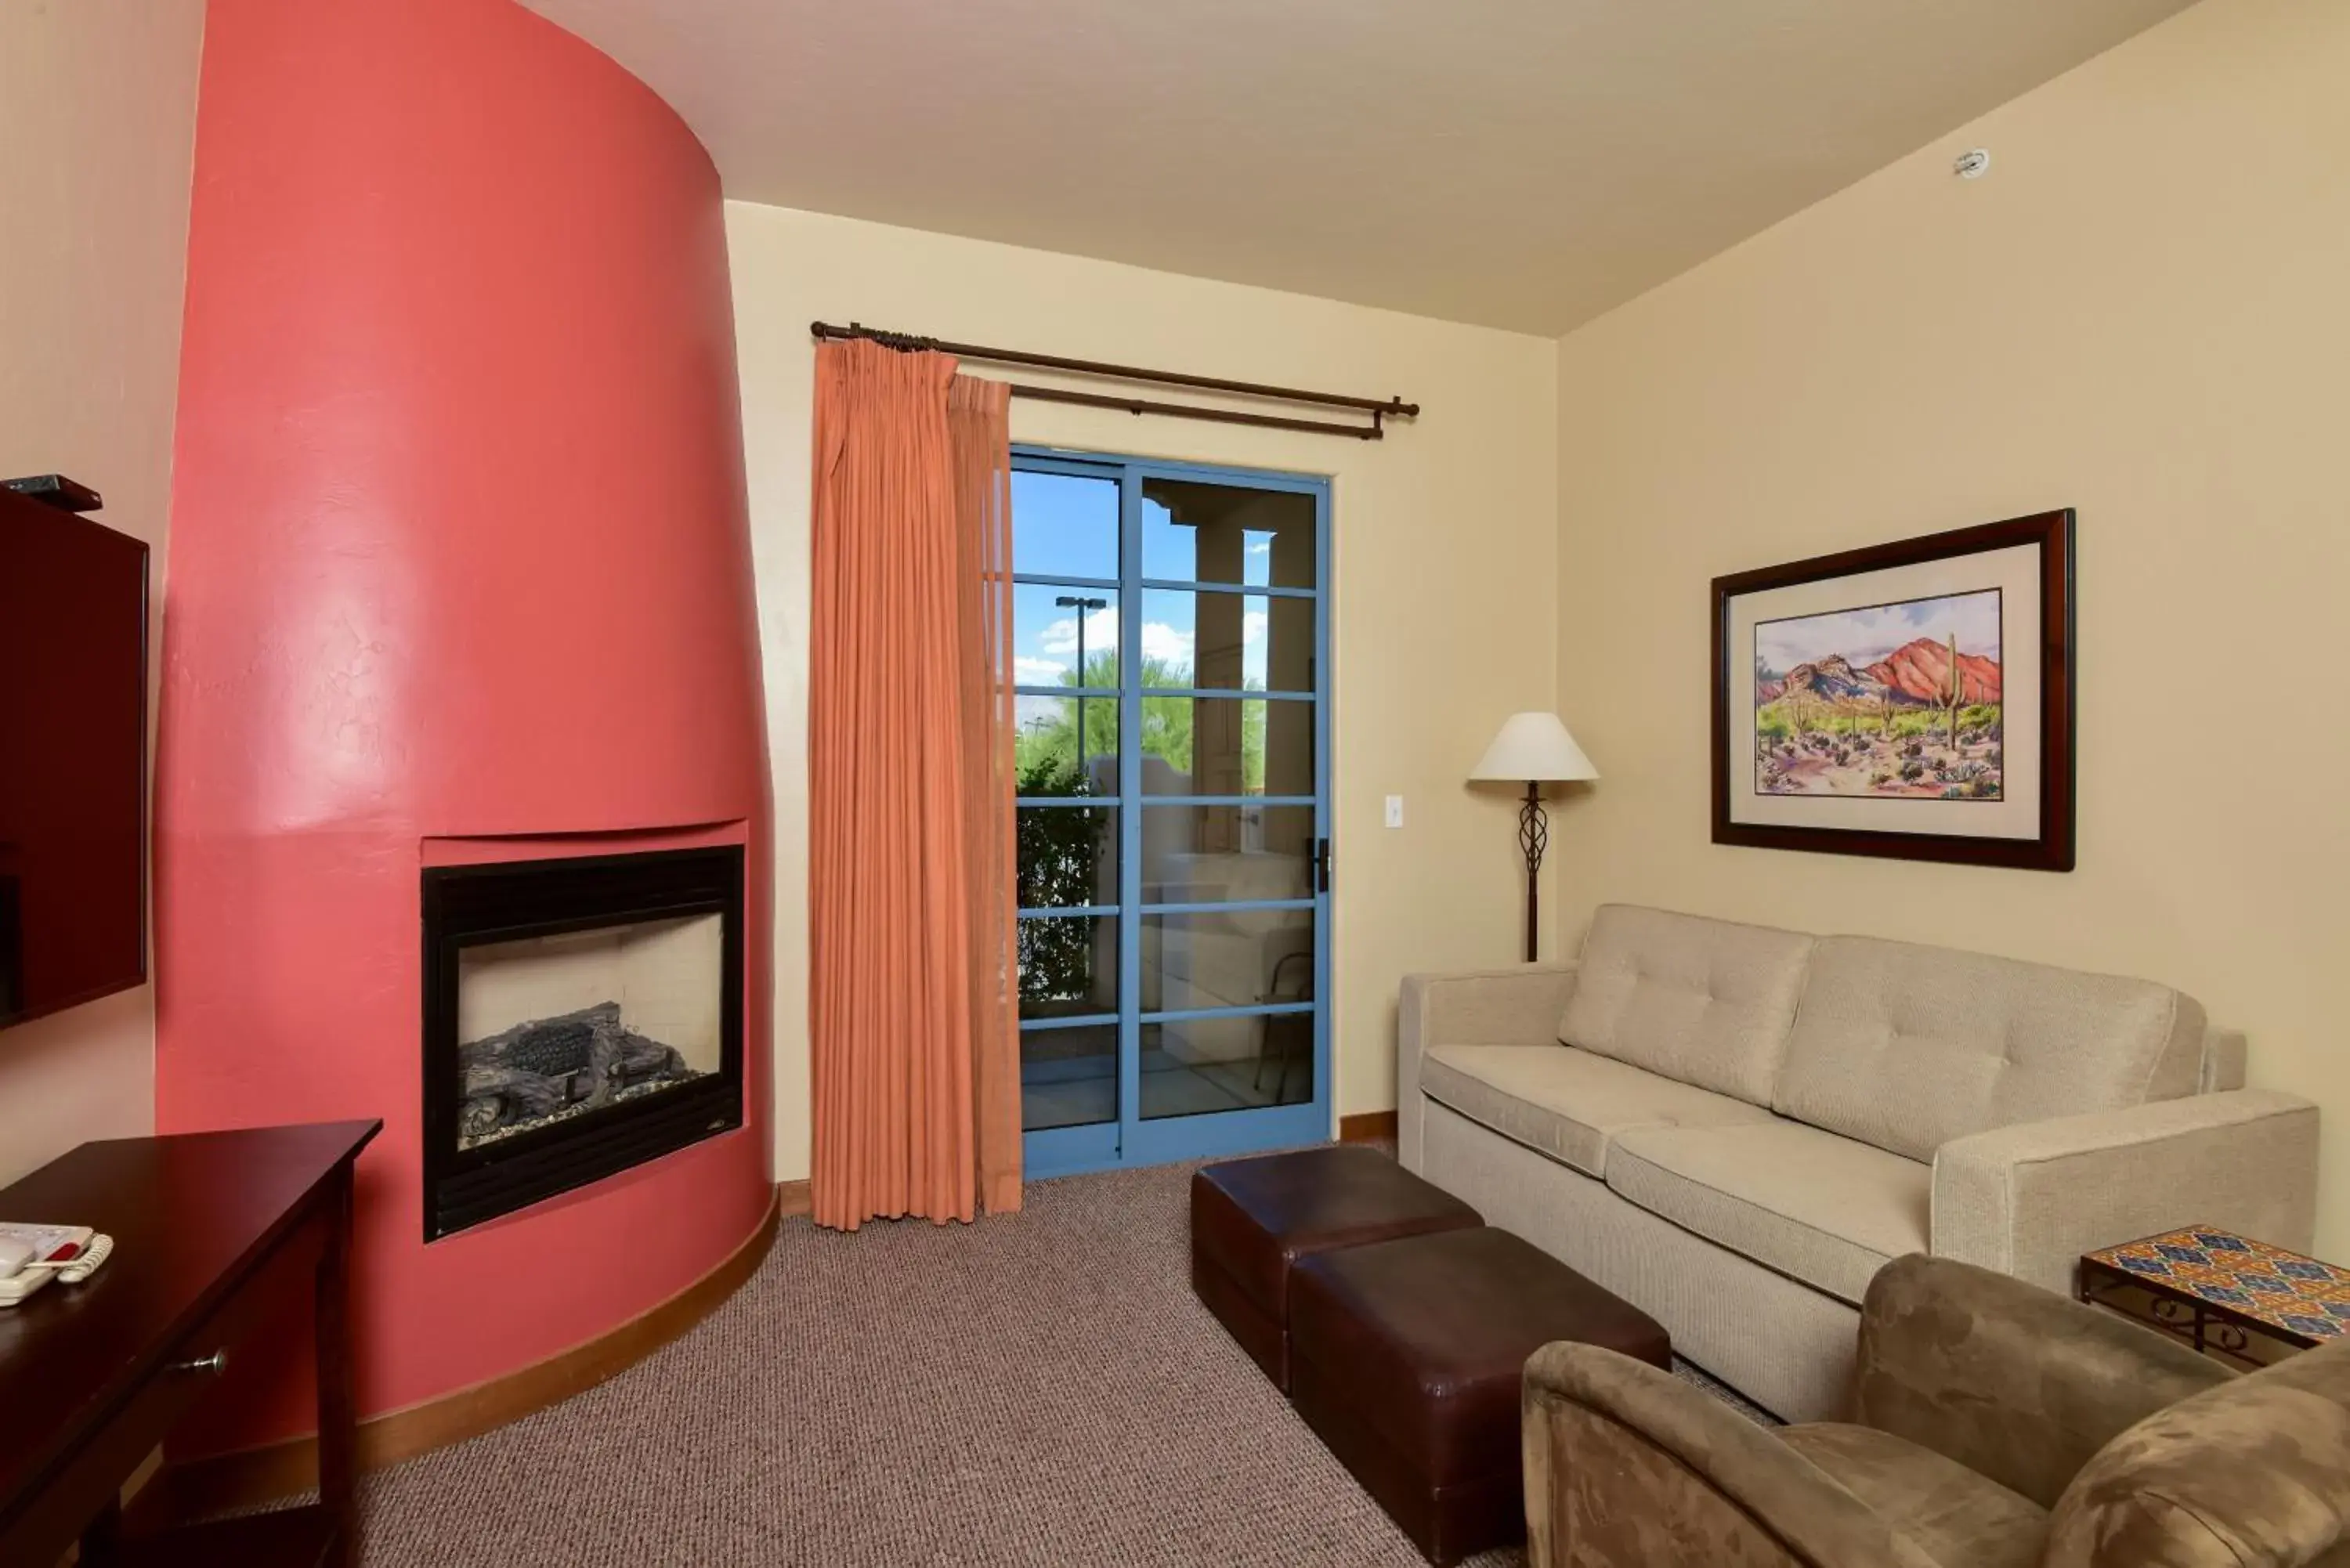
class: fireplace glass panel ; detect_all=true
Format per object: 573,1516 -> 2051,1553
454,913 -> 724,1151
421,844 -> 745,1241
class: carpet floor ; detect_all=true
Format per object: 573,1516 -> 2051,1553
349,1154 -> 1762,1566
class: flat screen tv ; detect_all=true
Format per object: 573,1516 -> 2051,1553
0,479 -> 150,1028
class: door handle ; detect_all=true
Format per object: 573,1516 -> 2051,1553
1312,838 -> 1332,894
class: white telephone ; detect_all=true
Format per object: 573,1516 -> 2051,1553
0,1223 -> 114,1306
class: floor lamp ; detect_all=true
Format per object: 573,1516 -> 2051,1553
1470,713 -> 1599,963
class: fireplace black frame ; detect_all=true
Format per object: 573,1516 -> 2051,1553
420,844 -> 746,1241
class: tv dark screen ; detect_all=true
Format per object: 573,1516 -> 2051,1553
0,485 -> 149,1028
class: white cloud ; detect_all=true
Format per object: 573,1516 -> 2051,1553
1037,606 -> 1119,657
1755,590 -> 2002,673
1241,609 -> 1268,645
1141,621 -> 1193,665
1014,656 -> 1064,685
1036,607 -> 1195,670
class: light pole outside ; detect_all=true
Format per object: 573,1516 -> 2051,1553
1055,594 -> 1108,781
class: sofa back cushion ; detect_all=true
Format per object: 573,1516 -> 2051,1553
1557,905 -> 1814,1105
1773,936 -> 2208,1162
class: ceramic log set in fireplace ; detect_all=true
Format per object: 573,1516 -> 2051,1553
421,846 -> 746,1239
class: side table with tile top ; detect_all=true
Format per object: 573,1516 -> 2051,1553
2080,1224 -> 2350,1371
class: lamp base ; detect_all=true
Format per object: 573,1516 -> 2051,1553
1519,781 -> 1548,963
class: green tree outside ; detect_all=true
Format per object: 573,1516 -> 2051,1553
1014,651 -> 1271,1006
1014,651 -> 1268,789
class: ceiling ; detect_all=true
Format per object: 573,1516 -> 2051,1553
520,0 -> 2193,335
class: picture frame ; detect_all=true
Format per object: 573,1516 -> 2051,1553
1710,510 -> 2075,870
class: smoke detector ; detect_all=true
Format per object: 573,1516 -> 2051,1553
1954,149 -> 1992,180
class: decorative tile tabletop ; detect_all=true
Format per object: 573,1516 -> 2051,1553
2086,1226 -> 2350,1343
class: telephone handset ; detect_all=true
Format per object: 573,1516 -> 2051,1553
0,1223 -> 115,1306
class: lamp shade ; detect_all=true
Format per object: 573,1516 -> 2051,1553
1470,711 -> 1598,783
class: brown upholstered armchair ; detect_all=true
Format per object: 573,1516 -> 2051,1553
1523,1253 -> 2350,1567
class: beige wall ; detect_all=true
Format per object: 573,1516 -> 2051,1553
728,204 -> 1560,1180
0,1 -> 204,1183
1553,0 -> 2350,1252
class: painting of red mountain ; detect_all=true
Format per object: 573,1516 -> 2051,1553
1752,588 -> 2003,800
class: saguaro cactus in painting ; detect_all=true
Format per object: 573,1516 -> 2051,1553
1942,631 -> 1964,751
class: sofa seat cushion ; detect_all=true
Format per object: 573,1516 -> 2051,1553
1773,935 -> 2209,1163
1782,1423 -> 2049,1568
1420,1043 -> 1776,1179
1559,905 -> 1815,1105
1607,1122 -> 1930,1306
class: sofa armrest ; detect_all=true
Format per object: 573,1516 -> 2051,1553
1521,1342 -> 1941,1568
1932,1089 -> 2319,1297
1395,963 -> 1577,1170
2044,1343 -> 2350,1568
1853,1254 -> 2230,1510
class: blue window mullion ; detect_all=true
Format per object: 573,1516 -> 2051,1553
1125,457 -> 1327,495
1018,1012 -> 1119,1032
1313,481 -> 1333,1136
1141,1002 -> 1314,1025
1015,453 -> 1123,482
1138,577 -> 1317,600
1137,688 -> 1314,703
1011,573 -> 1121,593
1116,468 -> 1145,1146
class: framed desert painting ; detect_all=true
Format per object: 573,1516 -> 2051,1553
1711,510 -> 2076,870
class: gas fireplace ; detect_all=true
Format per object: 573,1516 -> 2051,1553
421,846 -> 745,1239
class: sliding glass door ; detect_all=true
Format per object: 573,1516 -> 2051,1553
1010,450 -> 1330,1176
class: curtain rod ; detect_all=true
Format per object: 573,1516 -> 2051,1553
809,320 -> 1418,442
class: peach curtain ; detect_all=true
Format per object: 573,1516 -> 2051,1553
810,339 -> 1021,1230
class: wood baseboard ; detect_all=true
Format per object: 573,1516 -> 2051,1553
143,1185 -> 782,1523
1339,1110 -> 1397,1144
776,1177 -> 811,1218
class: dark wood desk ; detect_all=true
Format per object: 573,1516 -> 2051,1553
0,1122 -> 379,1568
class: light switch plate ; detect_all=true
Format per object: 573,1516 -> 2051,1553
1383,795 -> 1405,829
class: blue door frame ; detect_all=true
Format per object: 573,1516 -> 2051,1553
1014,446 -> 1332,1179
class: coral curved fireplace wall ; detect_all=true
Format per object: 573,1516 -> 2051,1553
156,0 -> 772,1447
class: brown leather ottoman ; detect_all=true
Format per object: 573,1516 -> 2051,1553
1190,1146 -> 1481,1389
1289,1226 -> 1671,1566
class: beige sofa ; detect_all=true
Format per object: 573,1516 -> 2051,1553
1397,904 -> 2319,1424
